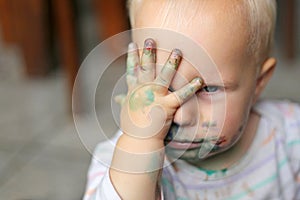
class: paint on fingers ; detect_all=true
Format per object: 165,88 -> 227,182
167,49 -> 182,70
141,38 -> 156,67
143,39 -> 156,57
127,42 -> 139,76
126,42 -> 139,86
139,39 -> 156,82
129,89 -> 155,111
155,49 -> 182,87
176,77 -> 203,103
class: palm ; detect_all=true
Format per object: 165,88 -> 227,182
119,39 -> 203,141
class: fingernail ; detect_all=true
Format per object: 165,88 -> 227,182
191,77 -> 203,87
143,38 -> 156,55
128,42 -> 138,51
168,49 -> 182,69
172,48 -> 182,57
144,38 -> 155,48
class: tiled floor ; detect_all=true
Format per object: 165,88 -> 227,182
0,45 -> 91,199
0,35 -> 299,200
0,35 -> 128,199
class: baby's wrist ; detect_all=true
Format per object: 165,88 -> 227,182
111,134 -> 165,173
117,133 -> 165,153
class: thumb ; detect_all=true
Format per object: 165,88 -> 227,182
114,94 -> 126,106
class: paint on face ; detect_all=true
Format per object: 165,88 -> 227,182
238,125 -> 244,132
165,122 -> 179,141
165,123 -> 224,143
202,121 -> 217,128
165,140 -> 227,162
165,122 -> 228,161
210,136 -> 227,152
215,136 -> 227,146
197,142 -> 215,158
129,89 -> 155,111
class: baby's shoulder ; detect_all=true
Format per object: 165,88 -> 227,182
255,99 -> 300,126
256,99 -> 300,159
255,99 -> 300,146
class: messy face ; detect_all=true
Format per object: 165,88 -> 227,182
132,0 -> 261,163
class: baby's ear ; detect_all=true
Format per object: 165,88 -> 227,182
253,57 -> 276,104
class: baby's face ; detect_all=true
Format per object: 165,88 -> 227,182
133,1 -> 264,161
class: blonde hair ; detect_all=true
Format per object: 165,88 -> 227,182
127,0 -> 277,66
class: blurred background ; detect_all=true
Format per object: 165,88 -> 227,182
0,0 -> 299,199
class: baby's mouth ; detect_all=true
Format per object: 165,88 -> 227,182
164,123 -> 203,150
164,123 -> 225,150
165,140 -> 203,150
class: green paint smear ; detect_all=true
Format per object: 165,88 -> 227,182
129,90 -> 155,111
145,89 -> 155,105
143,49 -> 152,56
198,168 -> 228,176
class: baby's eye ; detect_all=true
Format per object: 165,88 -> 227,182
201,86 -> 219,93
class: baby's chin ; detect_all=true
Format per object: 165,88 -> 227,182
164,124 -> 239,162
165,144 -> 228,163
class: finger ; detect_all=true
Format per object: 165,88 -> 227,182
114,94 -> 126,106
165,77 -> 203,107
126,42 -> 139,91
138,38 -> 156,83
154,49 -> 182,88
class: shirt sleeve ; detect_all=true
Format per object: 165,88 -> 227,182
286,102 -> 300,195
83,132 -> 164,200
281,102 -> 300,171
278,101 -> 300,198
256,100 -> 300,198
83,134 -> 122,200
95,170 -> 121,200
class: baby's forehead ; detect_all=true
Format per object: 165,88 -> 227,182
135,0 -> 251,51
136,0 -> 249,29
134,0 -> 252,70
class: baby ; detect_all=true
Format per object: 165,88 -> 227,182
83,0 -> 300,199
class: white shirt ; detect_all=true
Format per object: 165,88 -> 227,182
83,100 -> 300,200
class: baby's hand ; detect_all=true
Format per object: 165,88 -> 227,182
119,38 -> 203,141
110,39 -> 203,199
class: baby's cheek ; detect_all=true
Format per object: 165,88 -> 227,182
217,116 -> 241,145
225,124 -> 245,149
